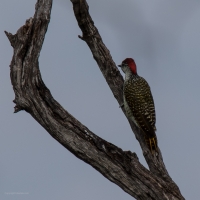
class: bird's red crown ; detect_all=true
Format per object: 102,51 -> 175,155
122,58 -> 137,74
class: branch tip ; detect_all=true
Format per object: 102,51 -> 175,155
5,31 -> 16,47
14,105 -> 23,113
78,35 -> 85,40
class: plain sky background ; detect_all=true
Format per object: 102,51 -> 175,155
1,0 -> 200,199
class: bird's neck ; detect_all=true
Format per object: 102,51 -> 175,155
125,70 -> 138,81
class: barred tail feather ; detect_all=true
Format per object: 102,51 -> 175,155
145,135 -> 158,154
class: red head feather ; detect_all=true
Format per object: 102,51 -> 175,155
122,58 -> 137,74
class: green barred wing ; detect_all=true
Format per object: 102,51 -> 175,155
124,76 -> 157,152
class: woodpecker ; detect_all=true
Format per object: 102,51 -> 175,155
118,58 -> 157,153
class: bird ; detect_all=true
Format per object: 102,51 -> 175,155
118,58 -> 157,153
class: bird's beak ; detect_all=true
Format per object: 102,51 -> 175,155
118,65 -> 122,68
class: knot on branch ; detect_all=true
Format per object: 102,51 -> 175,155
13,96 -> 30,113
124,150 -> 138,161
93,139 -> 138,174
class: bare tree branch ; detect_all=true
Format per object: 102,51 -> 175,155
5,0 -> 184,199
70,0 -> 179,185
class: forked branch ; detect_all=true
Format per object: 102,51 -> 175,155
5,0 -> 184,199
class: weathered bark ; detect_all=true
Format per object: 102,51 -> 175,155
5,0 -> 185,199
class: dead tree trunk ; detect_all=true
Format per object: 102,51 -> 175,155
5,0 -> 185,199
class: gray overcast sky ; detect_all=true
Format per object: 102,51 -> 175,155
1,0 -> 200,199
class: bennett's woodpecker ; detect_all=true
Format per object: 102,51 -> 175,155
118,58 -> 157,153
